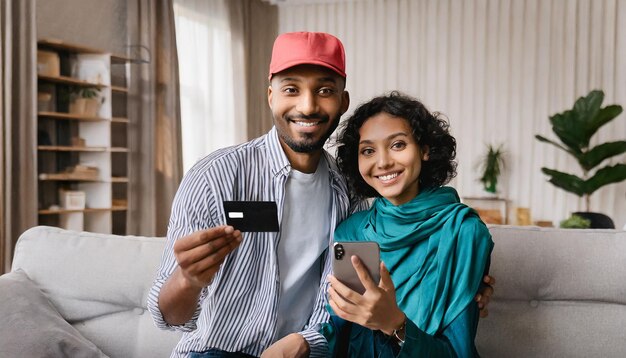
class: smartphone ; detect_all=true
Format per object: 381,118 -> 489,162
332,241 -> 380,295
222,201 -> 279,232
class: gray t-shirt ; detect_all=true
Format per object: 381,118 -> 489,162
275,156 -> 332,340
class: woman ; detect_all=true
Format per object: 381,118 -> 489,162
322,92 -> 493,357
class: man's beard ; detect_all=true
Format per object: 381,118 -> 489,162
277,115 -> 340,153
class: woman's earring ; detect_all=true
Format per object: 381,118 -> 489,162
422,146 -> 430,161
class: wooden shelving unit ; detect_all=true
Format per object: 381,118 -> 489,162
37,38 -> 130,234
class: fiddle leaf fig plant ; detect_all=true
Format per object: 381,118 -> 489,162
535,90 -> 626,211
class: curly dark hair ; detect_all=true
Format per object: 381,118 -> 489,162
335,91 -> 457,200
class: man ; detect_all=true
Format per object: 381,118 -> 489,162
147,32 -> 494,358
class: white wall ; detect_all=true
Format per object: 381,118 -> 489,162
278,0 -> 626,227
37,0 -> 128,54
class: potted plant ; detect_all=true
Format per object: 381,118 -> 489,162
559,214 -> 591,229
478,143 -> 505,195
535,90 -> 626,228
68,86 -> 102,117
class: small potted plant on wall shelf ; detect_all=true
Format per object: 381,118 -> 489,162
478,143 -> 506,196
535,89 -> 626,228
68,86 -> 103,117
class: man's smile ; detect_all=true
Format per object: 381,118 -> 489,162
292,120 -> 321,127
286,114 -> 330,132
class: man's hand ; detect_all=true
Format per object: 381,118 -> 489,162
261,333 -> 309,358
475,275 -> 496,318
158,226 -> 242,325
328,257 -> 405,336
174,226 -> 242,289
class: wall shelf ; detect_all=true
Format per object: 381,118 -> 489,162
38,145 -> 108,152
38,74 -> 107,88
38,173 -> 101,181
39,206 -> 127,215
110,54 -> 132,64
38,111 -> 109,122
38,39 -> 107,55
111,85 -> 129,93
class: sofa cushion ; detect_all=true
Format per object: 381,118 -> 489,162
11,226 -> 181,358
476,225 -> 626,357
0,270 -> 106,358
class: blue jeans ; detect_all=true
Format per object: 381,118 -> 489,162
189,349 -> 257,358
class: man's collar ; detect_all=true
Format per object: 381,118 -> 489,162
266,126 -> 291,177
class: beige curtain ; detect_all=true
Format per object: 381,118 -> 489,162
126,0 -> 183,237
0,0 -> 37,274
240,0 -> 278,139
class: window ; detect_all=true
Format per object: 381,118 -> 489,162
174,0 -> 246,172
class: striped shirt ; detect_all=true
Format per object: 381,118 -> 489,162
147,127 -> 366,358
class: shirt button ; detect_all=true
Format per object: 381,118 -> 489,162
529,300 -> 539,308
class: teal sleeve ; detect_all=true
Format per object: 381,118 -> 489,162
319,313 -> 354,357
398,303 -> 480,358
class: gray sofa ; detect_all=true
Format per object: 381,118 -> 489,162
0,226 -> 181,358
476,225 -> 626,357
1,225 -> 625,357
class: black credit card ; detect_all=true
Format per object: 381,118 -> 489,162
223,201 -> 280,232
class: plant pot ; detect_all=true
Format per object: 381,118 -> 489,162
69,98 -> 87,115
482,191 -> 499,198
573,212 -> 615,229
69,98 -> 101,117
37,92 -> 53,112
83,98 -> 101,117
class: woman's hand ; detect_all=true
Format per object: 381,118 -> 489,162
475,275 -> 496,318
328,256 -> 405,335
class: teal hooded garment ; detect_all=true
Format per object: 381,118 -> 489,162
322,186 -> 493,356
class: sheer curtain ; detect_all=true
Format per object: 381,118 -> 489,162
174,0 -> 247,172
174,0 -> 277,172
277,0 -> 626,227
0,0 -> 37,273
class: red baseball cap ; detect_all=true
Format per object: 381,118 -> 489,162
268,32 -> 346,80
